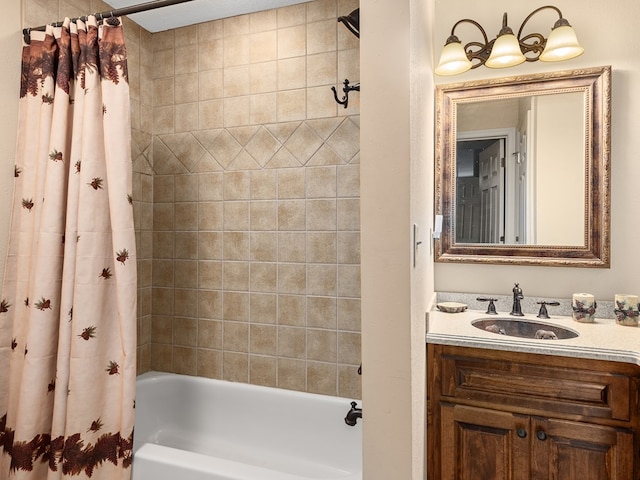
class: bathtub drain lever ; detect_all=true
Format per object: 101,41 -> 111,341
344,401 -> 362,426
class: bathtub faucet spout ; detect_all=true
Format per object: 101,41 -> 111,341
344,401 -> 362,426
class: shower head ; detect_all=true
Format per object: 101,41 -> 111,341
338,8 -> 359,38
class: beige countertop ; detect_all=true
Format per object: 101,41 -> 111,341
427,309 -> 640,366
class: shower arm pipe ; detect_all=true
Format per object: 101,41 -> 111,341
23,0 -> 196,43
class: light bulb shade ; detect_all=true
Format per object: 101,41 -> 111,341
539,25 -> 584,62
435,41 -> 472,76
485,33 -> 526,68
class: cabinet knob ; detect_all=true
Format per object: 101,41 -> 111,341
516,428 -> 527,438
536,430 -> 547,441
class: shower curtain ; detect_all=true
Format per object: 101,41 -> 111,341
0,16 -> 136,480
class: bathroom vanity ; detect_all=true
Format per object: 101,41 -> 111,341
426,310 -> 640,479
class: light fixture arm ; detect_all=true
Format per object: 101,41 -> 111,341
516,5 -> 565,61
446,18 -> 493,69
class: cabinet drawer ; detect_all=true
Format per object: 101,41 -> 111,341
439,348 -> 633,421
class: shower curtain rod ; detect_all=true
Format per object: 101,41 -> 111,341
23,0 -> 196,43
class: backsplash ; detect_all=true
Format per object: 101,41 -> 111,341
437,292 -> 617,319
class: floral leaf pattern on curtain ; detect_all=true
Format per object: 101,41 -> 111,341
0,15 -> 136,480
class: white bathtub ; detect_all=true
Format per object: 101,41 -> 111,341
132,372 -> 362,480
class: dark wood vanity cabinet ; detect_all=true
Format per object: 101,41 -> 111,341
427,344 -> 640,480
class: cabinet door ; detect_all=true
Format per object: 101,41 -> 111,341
530,417 -> 634,480
441,403 -> 530,480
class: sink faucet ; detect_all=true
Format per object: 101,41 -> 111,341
510,283 -> 524,316
344,401 -> 362,426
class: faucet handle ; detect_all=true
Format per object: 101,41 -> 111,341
477,297 -> 498,315
536,301 -> 560,319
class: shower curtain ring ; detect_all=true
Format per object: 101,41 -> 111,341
23,28 -> 31,45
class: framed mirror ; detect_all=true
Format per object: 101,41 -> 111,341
435,66 -> 611,267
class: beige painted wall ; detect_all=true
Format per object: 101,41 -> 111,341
434,0 -> 640,301
0,4 -> 21,284
361,0 -> 434,478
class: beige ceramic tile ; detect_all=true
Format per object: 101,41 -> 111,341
249,93 -> 278,126
224,65 -> 251,97
338,264 -> 360,297
277,295 -> 306,326
174,260 -> 198,288
250,324 -> 277,355
224,35 -> 250,67
198,173 -> 224,202
338,331 -> 360,365
277,90 -> 307,122
278,263 -> 307,294
223,261 -> 250,291
152,231 -> 174,259
337,198 -> 359,230
174,103 -> 199,133
306,166 -> 337,198
307,264 -> 337,296
154,175 -> 175,203
306,199 -> 337,230
153,106 -> 174,135
223,232 -> 250,260
223,202 -> 249,231
173,346 -> 197,375
250,293 -> 277,324
198,290 -> 223,320
278,232 -> 306,263
278,57 -> 306,91
337,163 -> 359,197
277,4 -> 306,28
197,20 -> 224,43
250,201 -> 277,231
307,52 -> 337,87
198,202 -> 223,231
198,99 -> 224,130
152,49 -> 174,79
250,9 -> 277,33
224,171 -> 251,200
199,69 -> 224,101
250,30 -> 278,63
337,231 -> 360,264
198,260 -> 223,290
152,259 -> 173,287
197,348 -> 223,378
250,232 -> 278,261
250,262 -> 277,293
307,86 -> 338,120
150,343 -> 172,372
307,296 -> 337,329
307,361 -> 337,395
198,319 -> 223,349
151,315 -> 173,344
223,321 -> 249,352
307,19 -> 337,55
338,364 -> 361,399
174,288 -> 198,318
223,352 -> 249,382
175,45 -> 198,75
249,355 -> 277,387
175,174 -> 199,202
307,232 -> 337,263
285,123 -> 323,163
277,200 -> 306,231
277,168 -> 305,199
307,329 -> 337,362
250,170 -> 277,200
249,62 -> 277,94
175,203 -> 198,232
199,231 -> 223,260
223,292 -> 250,322
224,14 -> 250,36
153,203 -> 174,231
174,25 -> 198,46
277,358 -> 306,391
307,0 -> 337,22
224,96 -> 251,128
152,30 -> 175,51
278,326 -> 306,358
175,73 -> 199,104
153,77 -> 174,107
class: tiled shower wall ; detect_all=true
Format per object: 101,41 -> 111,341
146,0 -> 361,398
22,0 -> 361,399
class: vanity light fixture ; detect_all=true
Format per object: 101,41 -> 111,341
435,5 -> 584,76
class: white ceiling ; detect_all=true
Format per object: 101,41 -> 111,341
104,0 -> 314,32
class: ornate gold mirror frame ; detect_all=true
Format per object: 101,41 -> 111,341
435,66 -> 611,267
